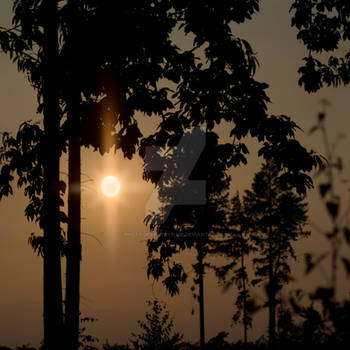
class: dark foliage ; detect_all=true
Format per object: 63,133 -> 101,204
0,121 -> 67,255
144,130 -> 231,293
130,299 -> 184,350
144,129 -> 231,347
211,193 -> 255,344
290,0 -> 350,92
244,161 -> 310,348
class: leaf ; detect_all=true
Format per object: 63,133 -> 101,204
343,227 -> 350,244
58,180 -> 66,195
59,211 -> 68,223
222,281 -> 233,293
326,230 -> 338,240
251,279 -> 261,286
342,258 -> 350,276
326,201 -> 339,219
335,157 -> 343,172
305,253 -> 327,274
318,112 -> 325,121
147,259 -> 164,280
319,183 -> 331,198
305,253 -> 314,274
232,313 -> 240,323
310,287 -> 334,302
246,299 -> 260,315
289,297 -> 303,314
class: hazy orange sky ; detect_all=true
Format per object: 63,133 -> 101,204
1,0 -> 350,348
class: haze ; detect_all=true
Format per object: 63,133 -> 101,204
0,0 -> 349,348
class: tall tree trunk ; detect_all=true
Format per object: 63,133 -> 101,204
65,108 -> 81,350
65,2 -> 82,349
41,1 -> 64,349
197,244 -> 205,349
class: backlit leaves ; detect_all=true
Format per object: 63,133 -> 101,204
291,0 -> 350,91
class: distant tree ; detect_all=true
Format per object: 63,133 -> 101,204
211,193 -> 255,345
328,300 -> 350,345
243,161 -> 310,349
130,299 -> 183,350
144,130 -> 231,349
206,331 -> 231,350
290,0 -> 350,92
299,304 -> 329,346
276,307 -> 300,347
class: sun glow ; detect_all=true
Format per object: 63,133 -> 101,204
101,176 -> 121,197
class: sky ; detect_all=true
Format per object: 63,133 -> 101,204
1,0 -> 350,348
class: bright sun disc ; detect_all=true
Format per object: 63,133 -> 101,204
101,176 -> 121,197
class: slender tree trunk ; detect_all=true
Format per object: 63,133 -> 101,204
65,2 -> 82,349
41,1 -> 64,348
268,281 -> 276,349
241,253 -> 248,346
267,173 -> 276,350
268,229 -> 276,350
197,245 -> 205,349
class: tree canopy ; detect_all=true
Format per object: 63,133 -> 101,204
290,0 -> 350,92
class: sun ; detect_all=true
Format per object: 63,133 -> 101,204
101,176 -> 121,197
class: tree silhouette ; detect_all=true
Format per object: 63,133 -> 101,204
212,193 -> 255,345
144,129 -> 231,348
0,1 -> 64,348
36,3 -> 64,348
130,299 -> 183,350
58,1 -> 178,345
58,1 -> 183,346
290,0 -> 350,92
301,304 -> 329,346
137,3 -> 323,347
1,2 -> 193,347
243,161 -> 310,349
61,2 -> 83,348
276,307 -> 299,348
